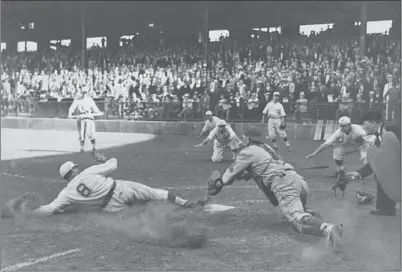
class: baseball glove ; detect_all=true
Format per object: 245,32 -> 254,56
356,191 -> 375,205
279,123 -> 287,130
332,170 -> 350,198
207,170 -> 224,196
93,152 -> 107,163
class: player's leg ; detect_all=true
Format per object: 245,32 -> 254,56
267,119 -> 278,149
211,140 -> 225,163
332,145 -> 346,176
79,120 -> 86,152
117,180 -> 189,207
271,174 -> 343,251
86,120 -> 97,153
276,119 -> 291,151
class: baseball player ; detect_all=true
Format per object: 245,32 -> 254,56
261,92 -> 291,151
1,152 -> 200,217
306,116 -> 375,177
195,120 -> 241,162
206,126 -> 343,252
68,90 -> 102,153
198,111 -> 221,138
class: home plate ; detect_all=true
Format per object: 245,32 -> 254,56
204,204 -> 236,212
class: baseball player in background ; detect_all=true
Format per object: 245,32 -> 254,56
305,116 -> 375,177
198,111 -> 221,138
195,120 -> 241,162
1,152 -> 199,217
261,92 -> 291,151
68,90 -> 102,153
206,126 -> 343,252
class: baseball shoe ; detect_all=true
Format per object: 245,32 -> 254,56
327,224 -> 343,253
80,148 -> 85,153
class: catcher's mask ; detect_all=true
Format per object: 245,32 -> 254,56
243,126 -> 264,145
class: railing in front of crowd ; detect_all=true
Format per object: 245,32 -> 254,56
0,98 -> 400,125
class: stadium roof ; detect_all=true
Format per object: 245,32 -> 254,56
1,1 -> 400,41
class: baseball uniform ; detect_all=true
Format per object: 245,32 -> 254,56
206,125 -> 241,163
325,124 -> 376,163
201,116 -> 221,135
35,158 -> 188,215
262,101 -> 287,139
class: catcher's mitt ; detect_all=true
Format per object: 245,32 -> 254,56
356,191 -> 375,205
93,152 -> 107,163
207,170 -> 224,196
332,170 -> 350,198
279,123 -> 287,130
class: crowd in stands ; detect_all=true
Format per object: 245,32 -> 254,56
1,27 -> 401,123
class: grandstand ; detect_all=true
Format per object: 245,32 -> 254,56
1,1 -> 401,124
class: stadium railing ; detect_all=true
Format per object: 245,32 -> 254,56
0,98 -> 398,124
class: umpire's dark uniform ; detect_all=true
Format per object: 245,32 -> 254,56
357,111 -> 400,216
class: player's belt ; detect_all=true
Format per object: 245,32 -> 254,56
101,180 -> 117,208
80,117 -> 94,121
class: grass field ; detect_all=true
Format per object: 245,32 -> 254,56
1,128 -> 400,271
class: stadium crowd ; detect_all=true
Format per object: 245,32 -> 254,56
1,27 -> 401,123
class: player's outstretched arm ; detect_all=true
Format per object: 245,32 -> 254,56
84,157 -> 118,176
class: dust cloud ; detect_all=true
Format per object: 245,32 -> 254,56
90,203 -> 208,249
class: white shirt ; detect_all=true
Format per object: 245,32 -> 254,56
36,159 -> 117,215
68,96 -> 100,118
207,125 -> 238,145
201,116 -> 221,133
325,124 -> 368,147
262,101 -> 286,118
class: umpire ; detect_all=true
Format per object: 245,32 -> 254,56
347,110 -> 400,216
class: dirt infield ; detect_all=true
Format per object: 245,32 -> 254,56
0,129 -> 400,271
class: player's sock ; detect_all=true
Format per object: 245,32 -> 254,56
80,140 -> 84,151
335,160 -> 344,172
167,192 -> 186,206
91,139 -> 96,152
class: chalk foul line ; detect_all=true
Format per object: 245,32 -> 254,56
0,248 -> 81,272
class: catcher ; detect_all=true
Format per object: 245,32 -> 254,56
68,90 -> 103,153
261,92 -> 291,151
1,152 -> 200,218
195,120 -> 242,162
207,126 -> 343,252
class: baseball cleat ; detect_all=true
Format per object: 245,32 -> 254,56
327,224 -> 343,252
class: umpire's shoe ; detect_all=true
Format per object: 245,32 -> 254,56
328,224 -> 343,253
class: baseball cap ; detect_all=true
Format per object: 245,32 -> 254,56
360,111 -> 383,124
273,92 -> 280,96
218,120 -> 227,127
59,161 -> 79,179
338,116 -> 351,126
205,111 -> 213,116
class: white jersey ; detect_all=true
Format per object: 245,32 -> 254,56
68,97 -> 100,118
207,125 -> 238,145
325,124 -> 369,147
36,159 -> 117,215
201,116 -> 221,133
262,101 -> 286,118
